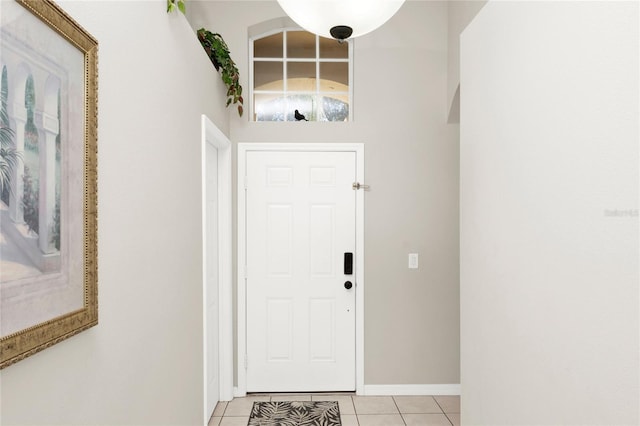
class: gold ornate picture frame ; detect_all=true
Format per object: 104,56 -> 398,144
0,0 -> 98,369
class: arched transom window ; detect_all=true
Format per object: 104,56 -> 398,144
250,28 -> 352,122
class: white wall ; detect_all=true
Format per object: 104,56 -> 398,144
460,2 -> 639,425
447,0 -> 487,122
188,1 -> 461,387
0,1 -> 229,424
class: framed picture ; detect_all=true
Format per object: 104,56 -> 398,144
0,0 -> 98,368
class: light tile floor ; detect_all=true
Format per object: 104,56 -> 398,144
208,394 -> 460,426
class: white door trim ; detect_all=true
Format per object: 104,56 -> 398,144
237,143 -> 365,396
202,115 -> 233,426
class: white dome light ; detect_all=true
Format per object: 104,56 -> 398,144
276,0 -> 406,40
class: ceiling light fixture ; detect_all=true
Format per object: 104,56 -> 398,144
276,0 -> 406,41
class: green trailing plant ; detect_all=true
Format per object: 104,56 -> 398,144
167,0 -> 185,14
166,2 -> 244,117
197,29 -> 244,117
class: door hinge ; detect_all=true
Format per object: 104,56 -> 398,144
352,182 -> 369,191
244,356 -> 248,370
244,175 -> 248,190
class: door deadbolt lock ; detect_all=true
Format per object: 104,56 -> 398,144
344,281 -> 353,290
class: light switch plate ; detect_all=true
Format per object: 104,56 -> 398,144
408,253 -> 419,269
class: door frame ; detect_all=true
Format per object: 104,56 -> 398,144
237,143 -> 365,396
202,115 -> 233,425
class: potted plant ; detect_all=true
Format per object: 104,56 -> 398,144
167,1 -> 244,117
197,29 -> 244,117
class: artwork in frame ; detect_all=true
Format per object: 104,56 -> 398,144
0,0 -> 98,369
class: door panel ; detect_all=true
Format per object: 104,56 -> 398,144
309,205 -> 335,276
266,298 -> 293,361
309,299 -> 336,362
246,151 -> 356,392
266,205 -> 293,276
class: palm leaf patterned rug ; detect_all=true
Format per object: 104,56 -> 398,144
248,401 -> 341,426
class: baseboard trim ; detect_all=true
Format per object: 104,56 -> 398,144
362,384 -> 460,396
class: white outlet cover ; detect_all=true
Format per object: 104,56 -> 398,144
408,253 -> 419,269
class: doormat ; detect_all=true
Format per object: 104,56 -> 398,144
248,401 -> 341,426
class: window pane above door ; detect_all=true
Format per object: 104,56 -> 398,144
319,37 -> 348,59
254,61 -> 283,90
288,62 -> 316,82
254,33 -> 283,58
287,31 -> 316,58
320,63 -> 349,90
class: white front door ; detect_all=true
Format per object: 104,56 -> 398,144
245,150 -> 357,392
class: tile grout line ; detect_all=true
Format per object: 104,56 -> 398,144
433,397 -> 455,426
214,401 -> 228,426
444,412 -> 456,426
348,395 -> 361,426
391,396 -> 408,426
